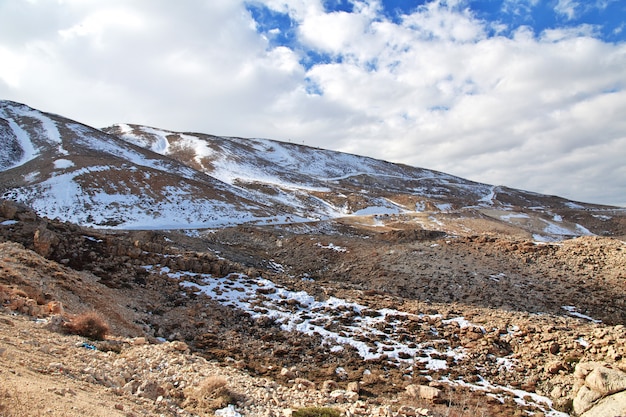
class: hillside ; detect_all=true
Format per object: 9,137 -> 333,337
1,101 -> 625,416
1,100 -> 624,239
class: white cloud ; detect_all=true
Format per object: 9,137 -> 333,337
0,0 -> 625,206
555,0 -> 580,20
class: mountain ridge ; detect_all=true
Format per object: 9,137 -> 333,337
1,100 -> 624,239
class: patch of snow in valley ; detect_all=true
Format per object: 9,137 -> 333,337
434,203 -> 452,212
23,171 -> 40,183
137,263 -> 571,417
159,270 -> 466,368
316,243 -> 347,252
4,165 -> 285,229
541,219 -> 574,236
54,159 -> 74,169
500,212 -> 530,222
450,377 -> 568,417
1,104 -> 69,156
352,205 -> 403,216
562,306 -> 601,323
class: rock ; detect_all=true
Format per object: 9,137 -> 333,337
546,361 -> 565,374
580,390 -> 626,417
330,389 -> 359,403
405,384 -> 441,401
136,380 -> 165,400
33,227 -> 59,257
573,386 -> 604,415
575,362 -> 604,380
347,381 -> 360,394
169,341 -> 188,352
585,366 -> 626,396
294,378 -> 315,390
131,337 -> 147,346
549,342 -> 560,355
397,405 -> 417,416
0,199 -> 18,219
280,367 -> 295,379
214,405 -> 242,417
322,380 -> 339,392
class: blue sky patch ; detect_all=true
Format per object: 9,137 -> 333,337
245,2 -> 298,49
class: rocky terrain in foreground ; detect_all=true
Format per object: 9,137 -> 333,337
1,198 -> 625,417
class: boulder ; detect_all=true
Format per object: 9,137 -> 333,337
580,390 -> 626,417
573,363 -> 626,416
585,366 -> 626,396
573,386 -> 603,415
405,384 -> 441,401
33,227 -> 59,257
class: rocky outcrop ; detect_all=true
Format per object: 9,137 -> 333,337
572,362 -> 626,416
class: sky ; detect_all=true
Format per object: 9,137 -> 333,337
1,0 -> 625,207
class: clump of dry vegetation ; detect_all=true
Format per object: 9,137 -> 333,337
63,311 -> 110,340
182,375 -> 240,415
292,407 -> 342,417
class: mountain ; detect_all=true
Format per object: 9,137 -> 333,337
1,100 -> 624,240
1,100 -> 625,417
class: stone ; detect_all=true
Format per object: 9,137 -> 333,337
136,380 -> 165,400
280,367 -> 295,379
330,389 -> 358,403
131,337 -> 147,346
294,378 -> 315,390
405,384 -> 441,401
397,405 -> 417,416
549,342 -> 560,355
546,361 -> 565,374
580,390 -> 626,417
322,380 -> 339,392
33,227 -> 59,257
585,366 -> 626,396
573,385 -> 603,416
169,341 -> 188,352
347,381 -> 360,394
574,362 -> 603,380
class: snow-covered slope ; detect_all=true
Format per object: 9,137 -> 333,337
0,101 -> 280,228
1,100 -> 622,237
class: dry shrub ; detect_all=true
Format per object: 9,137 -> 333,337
182,375 -> 240,415
64,311 -> 110,340
292,407 -> 342,417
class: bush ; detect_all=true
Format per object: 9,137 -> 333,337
182,375 -> 240,412
64,311 -> 110,340
292,407 -> 342,417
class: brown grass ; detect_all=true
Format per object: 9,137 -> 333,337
64,311 -> 110,340
182,375 -> 241,415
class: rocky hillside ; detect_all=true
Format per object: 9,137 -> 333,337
1,100 -> 625,240
1,199 -> 625,416
1,100 -> 625,417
